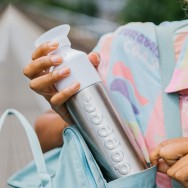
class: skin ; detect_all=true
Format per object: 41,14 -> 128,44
23,41 -> 100,152
150,138 -> 188,187
24,41 -> 188,187
34,109 -> 66,152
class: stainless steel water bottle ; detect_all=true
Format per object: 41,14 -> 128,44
35,25 -> 148,181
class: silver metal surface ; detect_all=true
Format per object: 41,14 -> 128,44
66,82 -> 147,181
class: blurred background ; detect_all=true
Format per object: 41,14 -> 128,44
10,0 -> 188,52
0,0 -> 187,187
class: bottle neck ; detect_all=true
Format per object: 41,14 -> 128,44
51,45 -> 71,55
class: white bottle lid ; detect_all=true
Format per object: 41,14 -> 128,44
35,25 -> 71,48
34,25 -> 102,92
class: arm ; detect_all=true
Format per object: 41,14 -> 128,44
34,109 -> 67,153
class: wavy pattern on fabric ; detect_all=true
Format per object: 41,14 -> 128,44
93,20 -> 188,188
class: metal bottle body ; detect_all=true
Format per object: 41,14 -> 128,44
52,43 -> 147,181
34,24 -> 147,181
66,82 -> 147,180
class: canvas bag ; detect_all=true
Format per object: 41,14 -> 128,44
1,22 -> 186,188
0,109 -> 157,188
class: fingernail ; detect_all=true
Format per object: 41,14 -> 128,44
71,82 -> 80,91
48,41 -> 58,48
95,53 -> 100,62
51,55 -> 62,64
58,68 -> 70,76
89,52 -> 100,66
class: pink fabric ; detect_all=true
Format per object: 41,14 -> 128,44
94,21 -> 188,187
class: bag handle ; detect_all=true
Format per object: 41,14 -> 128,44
0,109 -> 52,188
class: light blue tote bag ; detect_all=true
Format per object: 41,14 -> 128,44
0,109 -> 157,188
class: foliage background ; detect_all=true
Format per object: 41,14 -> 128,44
11,0 -> 188,24
119,0 -> 187,24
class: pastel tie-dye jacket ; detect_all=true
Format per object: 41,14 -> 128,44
93,20 -> 188,188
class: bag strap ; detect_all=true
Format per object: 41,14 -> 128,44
155,25 -> 182,139
155,25 -> 183,188
0,109 -> 52,188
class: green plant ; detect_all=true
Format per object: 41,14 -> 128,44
44,0 -> 98,16
119,0 -> 186,24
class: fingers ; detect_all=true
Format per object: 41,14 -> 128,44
32,41 -> 59,60
27,50 -> 99,80
88,52 -> 100,67
160,138 -> 188,165
150,139 -> 172,165
30,68 -> 70,92
24,55 -> 62,79
150,138 -> 188,166
167,154 -> 188,177
166,154 -> 188,187
157,148 -> 188,187
51,82 -> 80,106
157,159 -> 170,174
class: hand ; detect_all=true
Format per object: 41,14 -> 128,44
23,41 -> 100,123
150,138 -> 188,187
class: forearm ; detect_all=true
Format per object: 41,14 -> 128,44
34,110 -> 69,152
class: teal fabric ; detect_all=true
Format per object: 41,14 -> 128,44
0,109 -> 157,188
155,25 -> 184,187
155,25 -> 182,139
107,166 -> 157,188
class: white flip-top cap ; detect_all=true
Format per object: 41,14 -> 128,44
34,25 -> 71,47
35,24 -> 102,92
